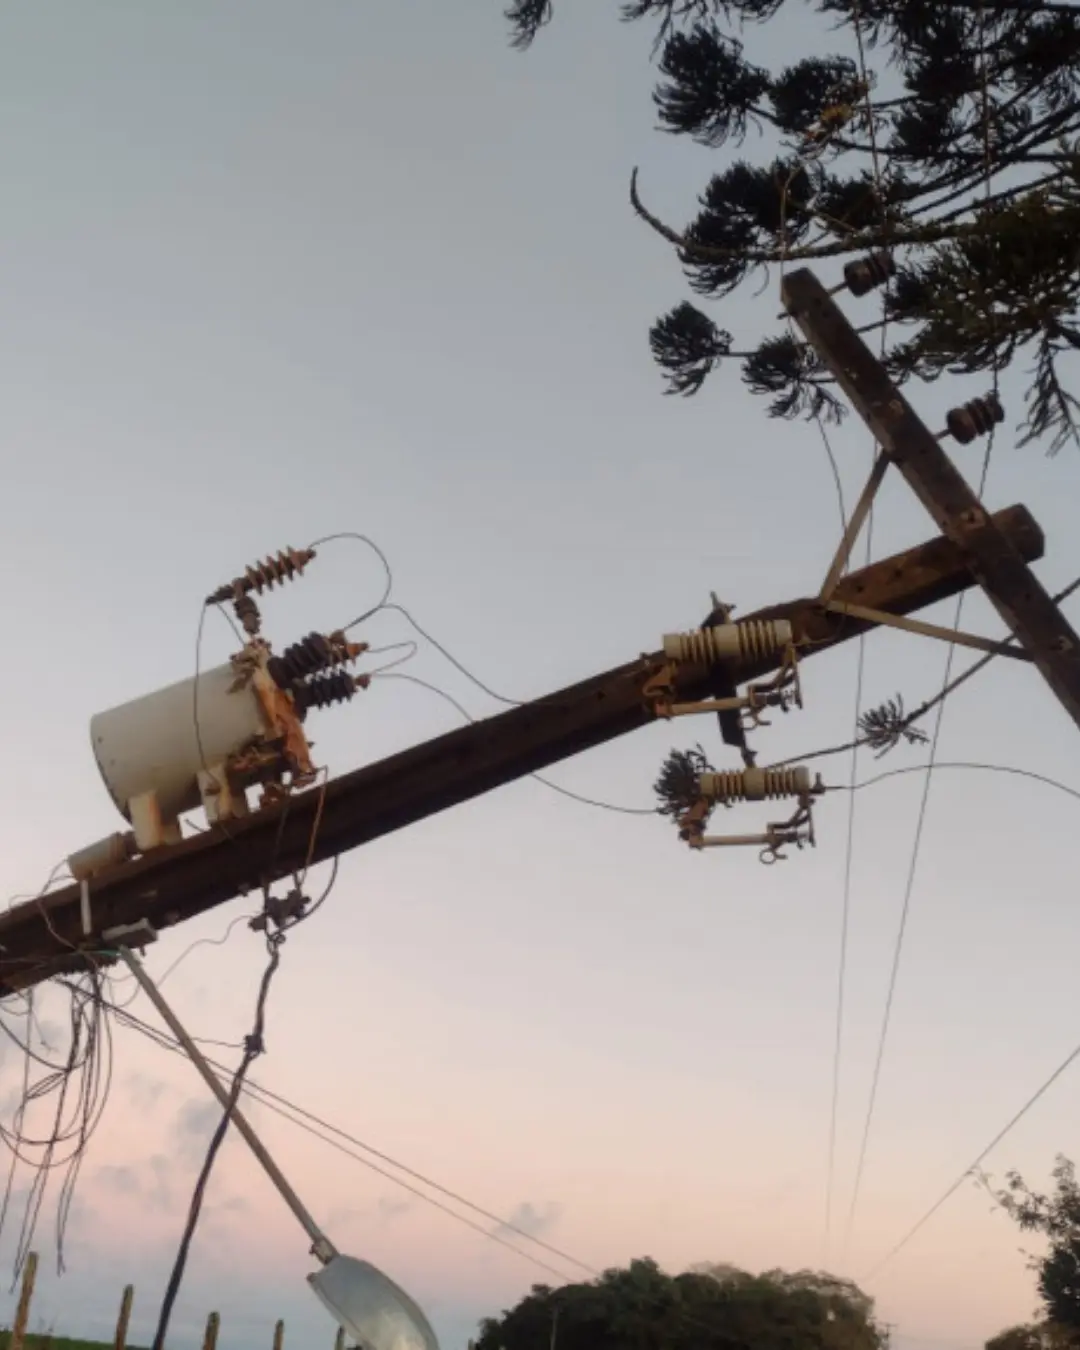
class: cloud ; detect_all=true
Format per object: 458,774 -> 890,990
96,1164 -> 141,1197
173,1098 -> 225,1166
377,1196 -> 411,1223
495,1201 -> 563,1240
126,1072 -> 169,1113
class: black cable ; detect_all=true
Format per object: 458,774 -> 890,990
862,1034 -> 1080,1283
150,934 -> 283,1350
106,998 -> 595,1281
374,673 -> 657,816
838,759 -> 1080,805
309,531 -> 394,631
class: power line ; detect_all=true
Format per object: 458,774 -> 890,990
840,760 -> 1080,806
104,999 -> 598,1283
861,1033 -> 1080,1283
842,425 -> 997,1255
374,672 -> 657,817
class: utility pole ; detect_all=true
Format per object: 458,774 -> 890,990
0,506 -> 1043,994
782,266 -> 1080,732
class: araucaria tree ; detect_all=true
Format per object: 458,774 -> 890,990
506,0 -> 1080,452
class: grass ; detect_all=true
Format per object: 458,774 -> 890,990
0,1335 -> 149,1350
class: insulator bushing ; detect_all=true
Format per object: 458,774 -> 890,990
842,250 -> 895,298
206,547 -> 316,606
269,632 -> 333,686
268,632 -> 365,690
698,765 -> 812,803
945,392 -> 1004,445
662,619 -> 794,668
292,670 -> 359,714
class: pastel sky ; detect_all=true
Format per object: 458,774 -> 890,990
1,4 -> 1079,1350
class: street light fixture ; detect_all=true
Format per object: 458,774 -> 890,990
115,939 -> 440,1350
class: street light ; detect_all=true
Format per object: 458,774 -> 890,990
115,939 -> 440,1350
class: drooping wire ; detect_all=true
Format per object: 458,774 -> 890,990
841,0 -> 1002,1250
104,998 -> 595,1282
373,673 -> 657,817
835,751 -> 1080,1283
860,1033 -> 1080,1283
310,531 -> 394,631
0,967 -> 115,1280
840,760 -> 1080,806
149,930 -> 284,1350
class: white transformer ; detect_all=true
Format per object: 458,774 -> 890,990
68,544 -> 370,883
72,646 -> 318,882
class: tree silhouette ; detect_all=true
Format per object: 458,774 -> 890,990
474,1257 -> 887,1350
993,1155 -> 1080,1339
506,1 -> 1080,453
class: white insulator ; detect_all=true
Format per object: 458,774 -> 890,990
662,619 -> 793,666
699,765 -> 812,803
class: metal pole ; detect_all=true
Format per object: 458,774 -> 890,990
116,945 -> 337,1264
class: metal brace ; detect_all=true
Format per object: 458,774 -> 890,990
679,792 -> 819,865
645,647 -> 803,726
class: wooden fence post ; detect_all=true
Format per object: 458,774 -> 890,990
202,1310 -> 220,1350
273,1319 -> 285,1350
113,1285 -> 134,1350
10,1253 -> 39,1350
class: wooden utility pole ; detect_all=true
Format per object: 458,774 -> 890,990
782,266 -> 1080,731
113,1285 -> 135,1350
10,1253 -> 39,1350
0,505 -> 1044,994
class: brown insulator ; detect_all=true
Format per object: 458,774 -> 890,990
205,546 -> 317,606
292,670 -> 360,714
944,392 -> 1004,445
841,250 -> 895,298
268,632 -> 368,689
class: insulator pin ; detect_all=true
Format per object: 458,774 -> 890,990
234,593 -> 261,637
698,765 -> 813,803
943,393 -> 1003,445
206,547 -> 316,606
292,670 -> 363,714
662,619 -> 793,668
839,250 -> 895,298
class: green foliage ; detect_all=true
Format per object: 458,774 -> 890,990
986,1325 -> 1076,1350
0,1336 -> 149,1350
992,1156 -> 1080,1340
506,0 -> 1080,453
474,1256 -> 886,1350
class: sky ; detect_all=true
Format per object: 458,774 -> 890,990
0,2 -> 1079,1349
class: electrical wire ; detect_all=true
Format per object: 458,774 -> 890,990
373,672 -> 657,816
861,1033 -> 1080,1283
153,912 -> 257,988
837,759 -> 1080,806
104,998 -> 596,1282
0,968 -> 115,1280
841,0 -> 1002,1241
148,931 -> 284,1350
843,435 -> 998,1256
769,573 -> 1080,772
310,531 -> 394,631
